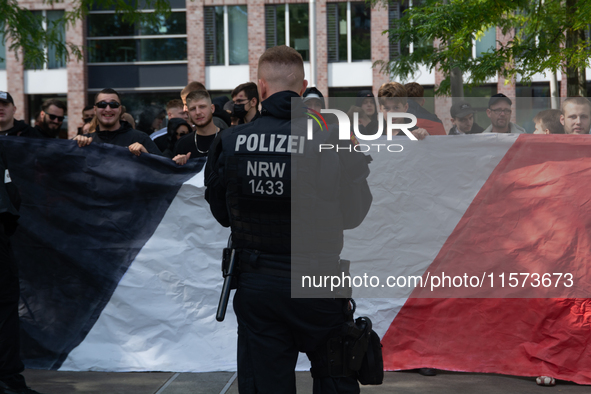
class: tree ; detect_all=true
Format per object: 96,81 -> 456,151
1,0 -> 172,69
375,0 -> 591,97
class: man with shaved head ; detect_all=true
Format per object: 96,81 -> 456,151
205,46 -> 372,393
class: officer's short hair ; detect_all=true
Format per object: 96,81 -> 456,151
186,90 -> 212,107
378,82 -> 407,106
232,82 -> 259,105
42,98 -> 67,113
533,109 -> 564,134
258,46 -> 304,91
561,97 -> 591,116
259,45 -> 303,69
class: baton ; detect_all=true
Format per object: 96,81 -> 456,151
216,248 -> 236,322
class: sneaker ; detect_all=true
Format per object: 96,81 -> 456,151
536,376 -> 556,386
417,368 -> 437,376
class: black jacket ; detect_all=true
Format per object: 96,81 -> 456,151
88,121 -> 162,155
205,91 -> 372,261
1,120 -> 36,138
32,124 -> 59,139
157,118 -> 192,158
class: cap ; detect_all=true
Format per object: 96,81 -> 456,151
488,93 -> 512,108
302,87 -> 326,109
0,91 -> 14,105
450,101 -> 475,118
303,87 -> 324,102
303,92 -> 322,103
356,90 -> 375,106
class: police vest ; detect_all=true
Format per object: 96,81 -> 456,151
221,115 -> 345,259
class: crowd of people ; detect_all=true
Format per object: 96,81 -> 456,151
0,46 -> 589,393
1,79 -> 589,163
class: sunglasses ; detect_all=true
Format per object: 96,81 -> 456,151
96,101 -> 121,109
48,114 -> 65,122
83,117 -> 93,124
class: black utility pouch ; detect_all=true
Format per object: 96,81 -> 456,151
357,324 -> 384,385
327,314 -> 384,385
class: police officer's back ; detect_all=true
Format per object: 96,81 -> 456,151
205,45 -> 371,394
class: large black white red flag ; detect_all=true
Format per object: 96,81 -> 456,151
3,135 -> 590,384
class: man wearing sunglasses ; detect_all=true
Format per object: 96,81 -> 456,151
74,88 -> 161,156
31,99 -> 67,139
483,93 -> 526,134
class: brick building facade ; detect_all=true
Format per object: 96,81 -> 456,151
3,0 -> 573,137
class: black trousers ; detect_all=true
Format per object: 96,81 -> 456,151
233,272 -> 360,394
0,232 -> 26,389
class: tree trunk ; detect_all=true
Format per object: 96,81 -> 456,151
441,0 -> 464,103
549,70 -> 560,109
450,67 -> 464,103
566,0 -> 587,97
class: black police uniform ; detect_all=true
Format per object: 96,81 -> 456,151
205,90 -> 372,393
0,146 -> 28,391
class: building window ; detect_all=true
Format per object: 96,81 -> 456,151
204,6 -> 248,66
265,4 -> 309,61
87,11 -> 187,63
389,1 -> 432,60
327,2 -> 371,63
474,27 -> 496,58
25,11 -> 66,70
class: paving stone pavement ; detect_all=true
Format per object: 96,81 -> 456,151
22,369 -> 590,394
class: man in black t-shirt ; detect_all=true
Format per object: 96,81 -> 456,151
172,90 -> 219,165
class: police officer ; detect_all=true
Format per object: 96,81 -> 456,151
0,147 -> 44,394
205,46 -> 372,393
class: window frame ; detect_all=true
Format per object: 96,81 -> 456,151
327,1 -> 371,63
25,10 -> 67,70
204,5 -> 249,66
472,26 -> 497,59
86,8 -> 188,65
265,4 -> 310,61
